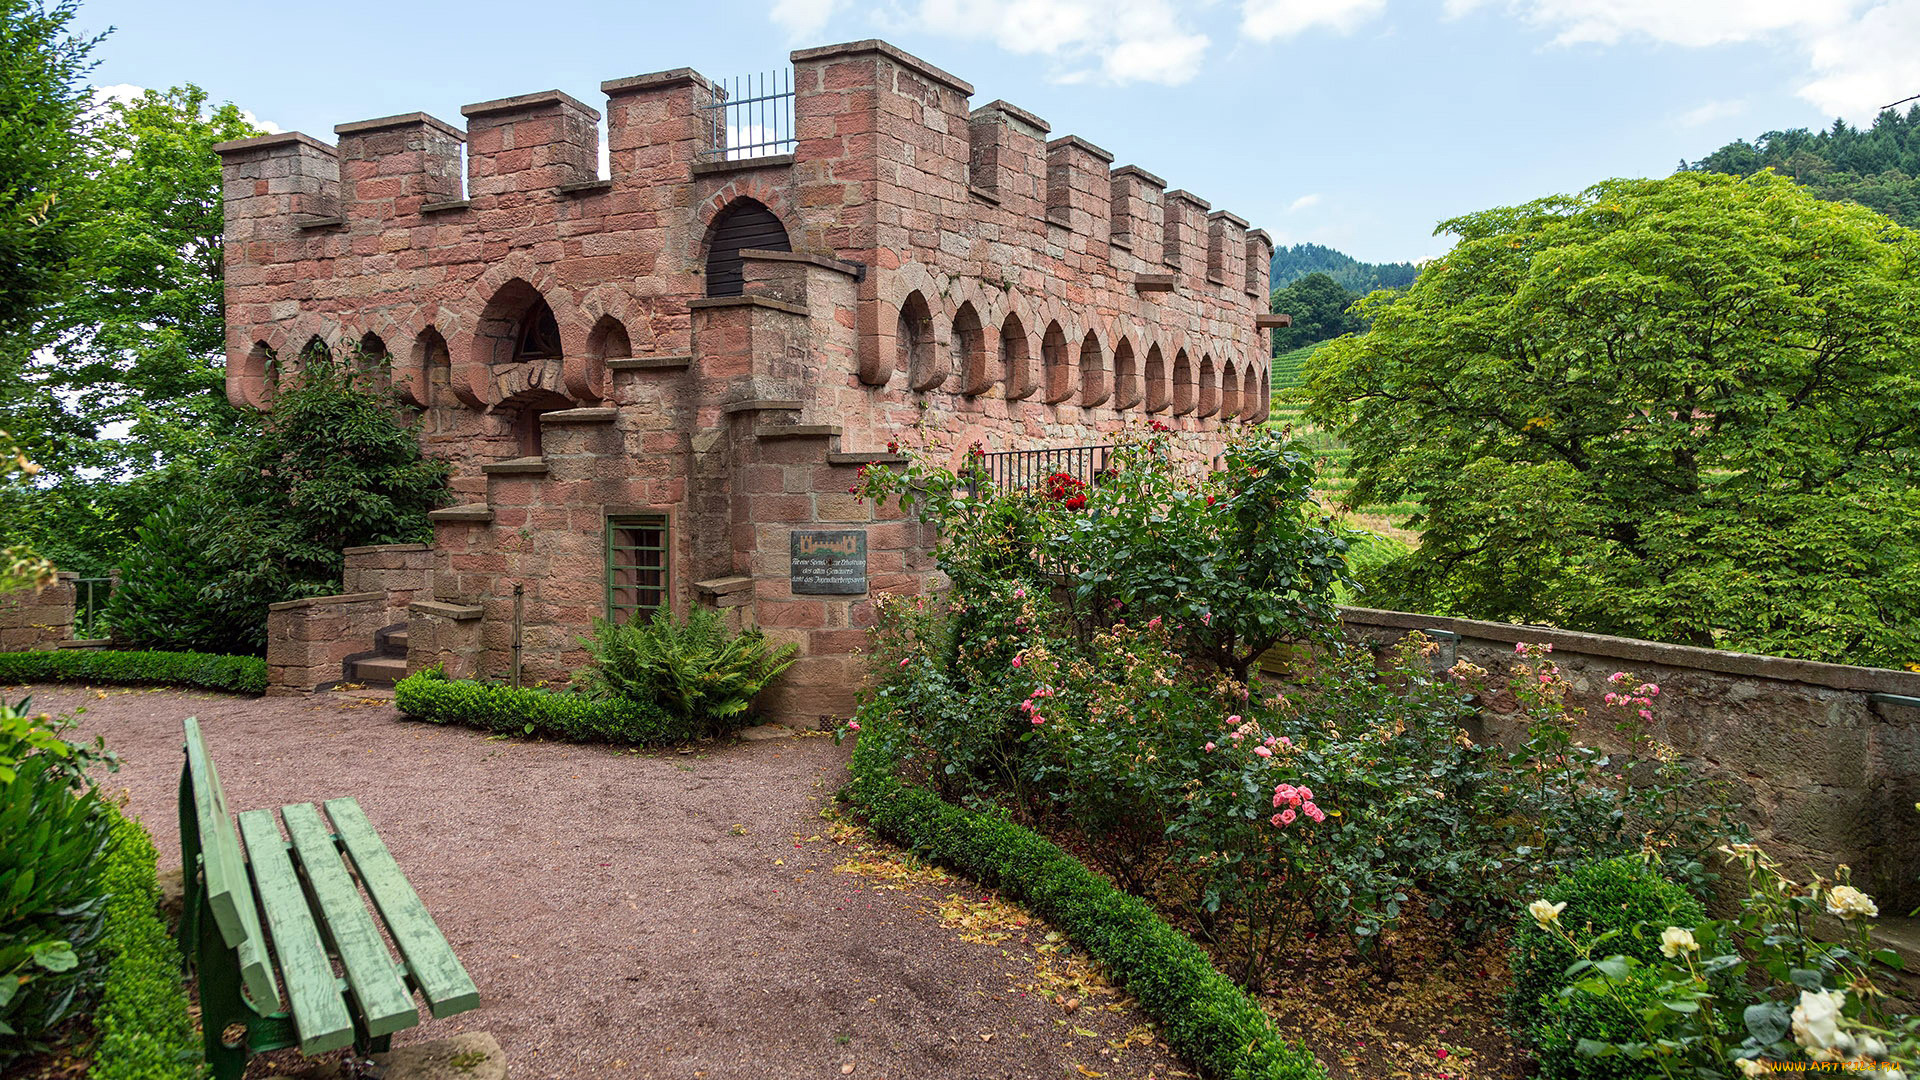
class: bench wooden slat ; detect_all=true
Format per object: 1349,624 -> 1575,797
182,716 -> 281,1010
234,810 -> 356,1055
280,803 -> 419,1037
323,797 -> 481,1018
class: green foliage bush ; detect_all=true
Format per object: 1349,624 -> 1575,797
105,346 -> 448,654
575,608 -> 796,739
394,668 -> 684,745
1507,857 -> 1705,1030
0,649 -> 267,695
844,731 -> 1326,1080
91,802 -> 201,1080
1530,966 -> 1674,1080
0,701 -> 111,1062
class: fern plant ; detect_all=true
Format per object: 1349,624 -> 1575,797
576,608 -> 797,738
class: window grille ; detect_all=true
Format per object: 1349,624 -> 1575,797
606,515 -> 669,621
698,70 -> 797,162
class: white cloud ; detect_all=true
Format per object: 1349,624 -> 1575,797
240,110 -> 284,135
1288,192 -> 1321,211
93,83 -> 147,107
1241,0 -> 1387,42
1674,98 -> 1746,127
771,0 -> 845,39
910,0 -> 1211,86
1449,0 -> 1920,122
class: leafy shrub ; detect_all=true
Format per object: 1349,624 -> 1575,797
1508,856 -> 1705,1029
1531,966 -> 1673,1080
91,802 -> 201,1080
0,649 -> 267,695
843,729 -> 1326,1080
575,608 -> 796,738
107,345 -> 449,654
395,668 -> 681,744
0,702 -> 111,1062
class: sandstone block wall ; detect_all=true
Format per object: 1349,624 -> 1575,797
1342,606 -> 1920,912
0,573 -> 76,652
264,592 -> 390,693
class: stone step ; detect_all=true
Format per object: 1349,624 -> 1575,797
428,504 -> 494,523
347,655 -> 408,687
383,629 -> 409,654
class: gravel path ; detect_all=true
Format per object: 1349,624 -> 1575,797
19,683 -> 1190,1080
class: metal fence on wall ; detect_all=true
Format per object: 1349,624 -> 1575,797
974,445 -> 1114,493
698,70 -> 797,162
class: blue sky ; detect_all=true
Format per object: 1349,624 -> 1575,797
77,1 -> 1920,264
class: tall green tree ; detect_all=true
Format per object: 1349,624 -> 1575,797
1269,271 -> 1363,353
1309,171 -> 1920,668
0,0 -> 100,351
1685,105 -> 1920,229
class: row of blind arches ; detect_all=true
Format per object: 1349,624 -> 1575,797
896,293 -> 1271,423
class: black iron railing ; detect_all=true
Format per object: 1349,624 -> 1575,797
73,576 -> 112,637
974,444 -> 1114,493
698,70 -> 797,162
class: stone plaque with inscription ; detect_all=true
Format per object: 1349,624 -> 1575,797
790,529 -> 868,595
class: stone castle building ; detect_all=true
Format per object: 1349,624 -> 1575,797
216,39 -> 1283,719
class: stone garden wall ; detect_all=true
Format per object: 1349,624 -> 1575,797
0,573 -> 75,651
1341,606 -> 1920,912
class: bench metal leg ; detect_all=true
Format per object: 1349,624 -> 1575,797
195,912 -> 252,1080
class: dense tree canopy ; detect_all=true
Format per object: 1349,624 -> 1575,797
1309,171 -> 1920,668
1269,271 -> 1364,353
1685,105 -> 1920,229
1269,242 -> 1419,294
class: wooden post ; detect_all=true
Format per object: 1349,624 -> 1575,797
511,584 -> 524,689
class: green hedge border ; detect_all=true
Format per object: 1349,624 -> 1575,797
394,670 -> 682,745
92,802 -> 203,1079
844,734 -> 1326,1080
0,650 -> 266,696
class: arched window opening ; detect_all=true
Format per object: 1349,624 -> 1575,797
1197,355 -> 1219,418
896,291 -> 938,389
588,315 -> 632,360
1041,321 -> 1071,404
1077,331 -> 1107,407
1001,314 -> 1032,400
1172,349 -> 1194,415
404,327 -> 449,408
355,331 -> 390,390
1221,361 -> 1241,420
516,299 -> 563,360
1144,344 -> 1167,413
705,198 -> 790,298
954,303 -> 989,396
1257,365 -> 1271,422
507,389 -> 572,459
1111,339 -> 1140,410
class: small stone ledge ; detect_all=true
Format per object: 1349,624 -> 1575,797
968,185 -> 1001,206
1109,233 -> 1133,251
1207,273 -> 1227,287
688,295 -> 809,317
342,542 -> 432,556
755,424 -> 841,440
1135,274 -> 1177,293
695,575 -> 754,598
409,600 -> 484,621
334,112 -> 465,140
1256,313 -> 1292,328
691,152 -> 796,178
792,40 -> 976,97
558,178 -> 613,196
602,68 -> 714,96
481,457 -> 549,475
54,638 -> 110,650
420,198 -> 469,214
739,248 -> 863,278
268,591 -> 385,613
1207,208 -> 1251,229
428,504 -> 494,523
540,407 -> 618,424
826,451 -> 909,467
212,131 -> 334,158
723,398 -> 803,414
606,354 -> 692,371
461,88 -> 600,121
1166,188 -> 1212,211
296,215 -> 344,231
1112,164 -> 1166,188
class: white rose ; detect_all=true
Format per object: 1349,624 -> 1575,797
1825,884 -> 1879,921
1528,899 -> 1566,928
1736,1059 -> 1768,1078
1857,1035 -> 1888,1060
1659,926 -> 1698,959
1791,988 -> 1847,1059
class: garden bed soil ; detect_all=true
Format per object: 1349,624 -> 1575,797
18,683 -> 1192,1080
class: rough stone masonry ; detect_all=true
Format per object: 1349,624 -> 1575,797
216,39 -> 1282,719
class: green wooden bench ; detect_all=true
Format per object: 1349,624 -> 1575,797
177,715 -> 480,1079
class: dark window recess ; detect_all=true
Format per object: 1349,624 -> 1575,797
516,301 -> 563,360
705,200 -> 791,297
607,515 -> 669,622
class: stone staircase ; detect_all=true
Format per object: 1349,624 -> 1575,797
343,622 -> 409,687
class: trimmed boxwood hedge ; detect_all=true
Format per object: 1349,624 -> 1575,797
0,650 -> 267,696
844,732 -> 1326,1080
92,803 -> 203,1080
394,669 -> 681,744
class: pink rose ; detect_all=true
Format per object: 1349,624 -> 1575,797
1305,805 -> 1325,823
1297,786 -> 1313,802
1254,746 -> 1272,758
1031,715 -> 1045,726
1277,736 -> 1293,748
846,720 -> 860,732
1515,642 -> 1527,655
1011,655 -> 1022,668
1639,708 -> 1652,721
899,657 -> 911,668
1146,617 -> 1162,630
1228,714 -> 1242,725
1204,742 -> 1216,752
1278,808 -> 1296,825
1271,813 -> 1286,827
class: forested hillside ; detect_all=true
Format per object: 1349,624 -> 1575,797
1268,243 -> 1419,294
1683,104 -> 1920,228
